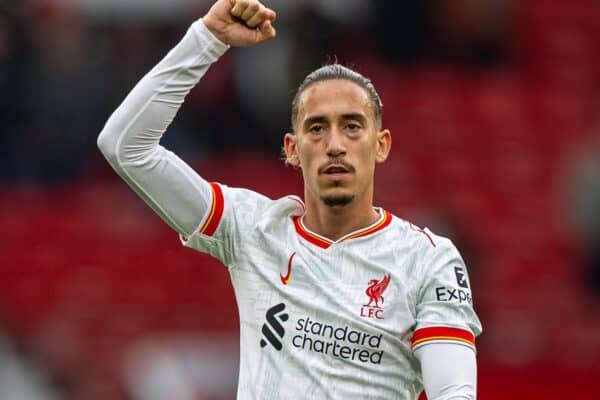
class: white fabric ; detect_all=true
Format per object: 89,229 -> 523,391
98,19 -> 482,399
98,19 -> 228,237
415,343 -> 477,400
181,184 -> 481,399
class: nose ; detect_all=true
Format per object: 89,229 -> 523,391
326,127 -> 346,158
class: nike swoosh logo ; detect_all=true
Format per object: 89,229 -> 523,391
280,252 -> 296,285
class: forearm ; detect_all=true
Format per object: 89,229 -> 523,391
415,343 -> 477,400
97,19 -> 229,236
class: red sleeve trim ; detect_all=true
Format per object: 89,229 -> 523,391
199,182 -> 224,237
412,326 -> 475,349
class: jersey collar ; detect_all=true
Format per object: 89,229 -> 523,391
292,208 -> 392,249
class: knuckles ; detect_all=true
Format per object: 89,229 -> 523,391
231,0 -> 275,22
207,0 -> 276,45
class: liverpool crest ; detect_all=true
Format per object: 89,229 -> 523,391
360,274 -> 391,320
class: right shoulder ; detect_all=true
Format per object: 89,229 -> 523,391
221,184 -> 272,214
219,184 -> 303,231
181,184 -> 300,265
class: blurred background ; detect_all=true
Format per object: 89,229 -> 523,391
0,0 -> 599,398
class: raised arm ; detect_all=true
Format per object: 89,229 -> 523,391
97,0 -> 276,237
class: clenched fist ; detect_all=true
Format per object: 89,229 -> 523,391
203,0 -> 277,47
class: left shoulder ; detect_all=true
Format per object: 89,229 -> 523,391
252,194 -> 304,231
385,212 -> 454,252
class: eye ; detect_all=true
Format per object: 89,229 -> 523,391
309,124 -> 325,134
346,122 -> 362,132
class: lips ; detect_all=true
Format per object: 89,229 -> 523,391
323,165 -> 349,174
319,160 -> 355,175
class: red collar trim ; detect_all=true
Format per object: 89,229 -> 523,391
343,210 -> 392,241
293,215 -> 331,249
293,209 -> 392,249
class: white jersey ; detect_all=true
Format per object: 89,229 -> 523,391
182,183 -> 482,399
97,18 -> 482,399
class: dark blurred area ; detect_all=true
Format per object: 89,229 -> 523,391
0,0 -> 599,399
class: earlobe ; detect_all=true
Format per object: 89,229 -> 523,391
283,132 -> 301,168
288,155 -> 300,168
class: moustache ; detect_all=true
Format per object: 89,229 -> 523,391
318,158 -> 356,174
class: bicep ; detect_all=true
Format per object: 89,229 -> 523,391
119,145 -> 213,238
415,343 -> 477,400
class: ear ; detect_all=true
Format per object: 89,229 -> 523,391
375,129 -> 392,163
283,132 -> 301,168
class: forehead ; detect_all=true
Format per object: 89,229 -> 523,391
296,79 -> 374,123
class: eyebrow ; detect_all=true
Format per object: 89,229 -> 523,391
302,113 -> 368,130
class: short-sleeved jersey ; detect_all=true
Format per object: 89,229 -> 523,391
182,183 -> 482,400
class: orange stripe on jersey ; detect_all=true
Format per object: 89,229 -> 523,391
293,209 -> 392,249
293,216 -> 331,249
343,210 -> 392,242
411,327 -> 475,349
199,182 -> 224,236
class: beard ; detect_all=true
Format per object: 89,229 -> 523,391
321,194 -> 355,207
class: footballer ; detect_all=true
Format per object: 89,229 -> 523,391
98,0 -> 482,398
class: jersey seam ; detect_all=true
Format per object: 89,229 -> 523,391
194,232 -> 238,270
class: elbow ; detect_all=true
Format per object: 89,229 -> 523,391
97,124 -> 120,165
98,110 -> 160,165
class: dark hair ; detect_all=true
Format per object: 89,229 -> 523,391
290,64 -> 383,131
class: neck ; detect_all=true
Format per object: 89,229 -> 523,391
302,191 -> 379,242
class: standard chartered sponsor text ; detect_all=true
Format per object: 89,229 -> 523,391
292,317 -> 384,364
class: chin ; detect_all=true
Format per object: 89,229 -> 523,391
320,194 -> 355,207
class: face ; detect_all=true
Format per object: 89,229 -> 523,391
284,79 -> 391,209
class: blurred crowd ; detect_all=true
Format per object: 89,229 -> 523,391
1,0 -> 599,399
0,0 -> 512,183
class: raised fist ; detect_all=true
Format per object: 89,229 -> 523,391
203,0 -> 277,47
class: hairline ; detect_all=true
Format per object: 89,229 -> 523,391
292,79 -> 382,133
290,65 -> 383,133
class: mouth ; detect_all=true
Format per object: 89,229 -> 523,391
319,159 -> 355,175
323,165 -> 350,175
320,163 -> 354,182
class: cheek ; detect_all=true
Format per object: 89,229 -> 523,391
296,145 -> 317,170
355,152 -> 378,180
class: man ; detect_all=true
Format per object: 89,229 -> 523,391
98,0 -> 482,398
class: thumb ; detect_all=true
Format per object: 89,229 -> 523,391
256,20 -> 276,43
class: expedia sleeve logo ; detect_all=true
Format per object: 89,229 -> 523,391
434,266 -> 473,305
454,266 -> 469,289
260,303 -> 289,351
